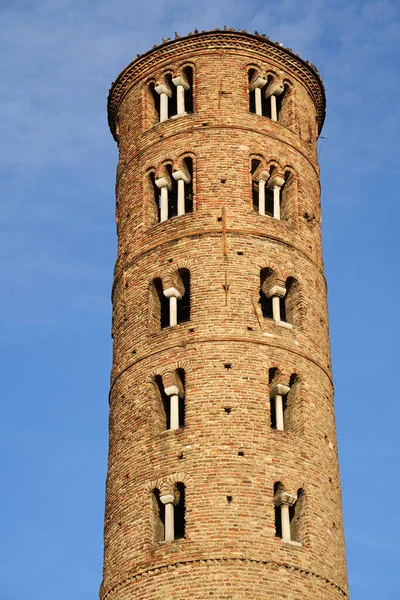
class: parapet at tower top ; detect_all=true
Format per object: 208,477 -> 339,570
107,27 -> 326,140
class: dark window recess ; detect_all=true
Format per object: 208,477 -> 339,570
177,368 -> 186,428
280,296 -> 287,322
260,293 -> 273,319
276,86 -> 287,120
183,66 -> 194,113
150,172 -> 161,222
177,269 -> 190,323
166,164 -> 178,219
248,69 -> 256,113
184,157 -> 193,213
274,482 -> 283,538
270,396 -> 277,429
270,394 -> 288,429
174,483 -> 186,539
265,186 -> 274,216
155,375 -> 170,430
154,278 -> 169,329
149,82 -> 161,120
152,488 -> 165,541
260,268 -> 274,319
263,91 -> 272,118
251,158 -> 261,211
165,73 -> 177,118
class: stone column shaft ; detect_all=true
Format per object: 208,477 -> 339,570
280,503 -> 291,542
270,94 -> 278,122
258,179 -> 266,215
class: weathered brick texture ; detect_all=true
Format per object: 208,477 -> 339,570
102,30 -> 349,600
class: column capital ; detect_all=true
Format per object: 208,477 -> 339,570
163,287 -> 182,300
258,170 -> 270,183
155,83 -> 172,97
155,176 -> 171,190
173,168 -> 191,183
268,174 -> 285,188
249,76 -> 268,91
274,491 -> 297,507
172,74 -> 190,90
159,493 -> 174,505
164,385 -> 179,397
265,285 -> 286,299
270,384 -> 290,397
265,81 -> 284,98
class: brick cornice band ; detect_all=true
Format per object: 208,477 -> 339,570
101,557 -> 348,599
107,30 -> 326,140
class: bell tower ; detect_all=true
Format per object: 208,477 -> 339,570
102,30 -> 349,600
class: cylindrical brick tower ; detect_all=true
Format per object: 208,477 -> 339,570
102,30 -> 348,600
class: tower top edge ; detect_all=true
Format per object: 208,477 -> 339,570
107,29 -> 326,140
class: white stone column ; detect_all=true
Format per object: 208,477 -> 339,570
155,83 -> 172,122
172,74 -> 190,116
164,385 -> 180,430
163,287 -> 182,327
265,285 -> 286,323
268,174 -> 285,220
270,384 -> 290,431
160,493 -> 175,542
249,76 -> 267,116
257,170 -> 269,215
270,94 -> 278,122
274,491 -> 297,542
280,503 -> 291,541
173,168 -> 191,216
265,82 -> 284,122
155,176 -> 171,223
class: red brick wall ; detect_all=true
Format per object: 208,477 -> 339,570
102,31 -> 348,600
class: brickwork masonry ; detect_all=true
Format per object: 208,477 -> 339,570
102,30 -> 349,600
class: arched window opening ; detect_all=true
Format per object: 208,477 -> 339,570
152,488 -> 165,542
151,277 -> 169,329
173,157 -> 193,216
154,375 -> 170,430
251,158 -> 261,210
284,373 -> 299,432
248,69 -> 257,113
149,82 -> 161,122
177,269 -> 190,324
149,172 -> 161,223
165,164 -> 178,219
265,80 -> 284,122
276,84 -> 290,123
284,277 -> 298,326
174,482 -> 186,539
280,295 -> 287,322
182,66 -> 193,114
163,369 -> 185,431
165,73 -> 178,119
176,368 -> 186,428
274,483 -> 298,542
259,268 -> 274,319
262,78 -> 272,118
290,488 -> 305,542
265,185 -> 274,217
279,171 -> 291,221
274,482 -> 284,538
183,157 -> 193,213
248,70 -> 268,116
267,170 -> 285,220
269,368 -> 290,431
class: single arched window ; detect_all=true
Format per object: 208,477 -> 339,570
150,278 -> 169,330
290,488 -> 306,543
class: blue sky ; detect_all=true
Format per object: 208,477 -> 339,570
0,0 -> 399,598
